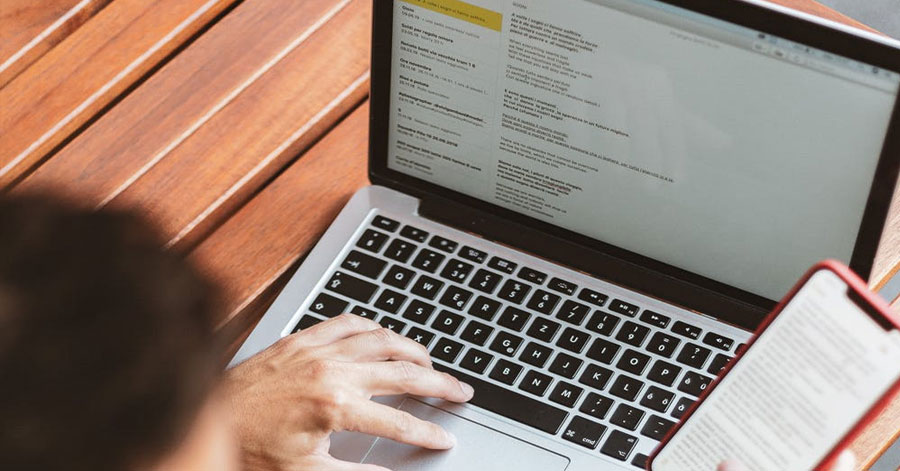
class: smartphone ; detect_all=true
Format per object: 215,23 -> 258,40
648,261 -> 900,471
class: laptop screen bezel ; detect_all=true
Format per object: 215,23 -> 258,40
368,0 -> 900,329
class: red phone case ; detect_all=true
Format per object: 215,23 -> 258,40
646,260 -> 900,471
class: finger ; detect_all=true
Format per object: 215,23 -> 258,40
291,314 -> 381,346
320,327 -> 432,367
351,361 -> 474,402
717,461 -> 748,471
830,450 -> 856,471
342,399 -> 457,450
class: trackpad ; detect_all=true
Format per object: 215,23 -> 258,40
361,399 -> 569,470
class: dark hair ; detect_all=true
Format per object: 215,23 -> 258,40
0,195 -> 222,471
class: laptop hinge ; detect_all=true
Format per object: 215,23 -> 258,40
418,194 -> 765,331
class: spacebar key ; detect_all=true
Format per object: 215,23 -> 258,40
434,364 -> 568,435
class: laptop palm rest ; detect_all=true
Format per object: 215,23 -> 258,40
360,399 -> 570,470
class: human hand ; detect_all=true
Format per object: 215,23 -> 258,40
717,450 -> 856,471
225,314 -> 475,471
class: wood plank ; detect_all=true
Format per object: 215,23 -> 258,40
16,0 -> 371,252
766,0 -> 882,34
0,0 -> 112,88
189,102 -> 370,327
0,0 -> 238,189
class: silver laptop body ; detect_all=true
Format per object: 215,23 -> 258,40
232,0 -> 900,469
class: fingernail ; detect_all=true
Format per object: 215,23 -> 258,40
445,430 -> 458,447
460,382 -> 475,398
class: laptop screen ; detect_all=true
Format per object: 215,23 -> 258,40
385,0 -> 900,301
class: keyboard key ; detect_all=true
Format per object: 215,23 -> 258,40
609,299 -> 639,317
411,275 -> 444,300
309,292 -> 349,318
498,306 -> 531,332
708,353 -> 733,376
610,375 -> 644,401
521,342 -> 553,368
587,338 -> 620,365
400,225 -> 429,243
468,296 -> 501,321
435,364 -> 567,435
672,397 -> 694,419
555,300 -> 590,326
371,215 -> 400,232
562,416 -> 606,450
383,265 -> 415,289
490,331 -> 524,357
600,430 -> 638,461
468,269 -> 502,294
429,235 -> 458,253
519,370 -> 553,397
617,349 -> 651,375
579,392 -> 615,420
460,321 -> 494,346
640,386 -> 675,413
374,289 -> 407,314
459,246 -> 488,263
616,321 -> 650,347
610,404 -> 645,431
341,250 -> 388,279
647,360 -> 682,387
432,337 -> 464,363
639,310 -> 671,329
526,289 -> 560,315
325,272 -> 378,303
439,285 -> 473,311
556,327 -> 590,353
678,371 -> 713,397
579,288 -> 609,307
411,249 -> 446,273
527,317 -> 561,343
548,277 -> 578,295
402,299 -> 436,325
489,359 -> 523,385
676,343 -> 712,369
498,279 -> 531,304
292,315 -> 322,333
384,239 -> 417,263
433,310 -> 465,335
703,332 -> 735,351
671,320 -> 702,339
579,364 -> 614,390
351,305 -> 379,320
586,311 -> 620,336
641,415 -> 676,441
549,353 -> 583,379
646,332 -> 681,358
632,454 -> 649,470
406,327 -> 435,347
383,239 -> 417,263
517,267 -> 546,285
356,229 -> 389,253
549,382 -> 584,408
440,259 -> 474,283
379,316 -> 407,333
460,349 -> 494,375
488,256 -> 517,274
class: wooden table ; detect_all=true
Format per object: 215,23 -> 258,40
2,0 -> 898,467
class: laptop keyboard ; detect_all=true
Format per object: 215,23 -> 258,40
292,214 -> 744,467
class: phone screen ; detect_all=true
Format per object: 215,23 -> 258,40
652,269 -> 900,471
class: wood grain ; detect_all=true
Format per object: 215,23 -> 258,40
16,0 -> 371,252
766,0 -> 882,34
0,0 -> 112,88
0,0 -> 238,189
189,102 -> 370,327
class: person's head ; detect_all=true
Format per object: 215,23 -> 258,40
0,195 -> 236,470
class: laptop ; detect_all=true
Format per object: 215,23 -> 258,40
231,0 -> 900,469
